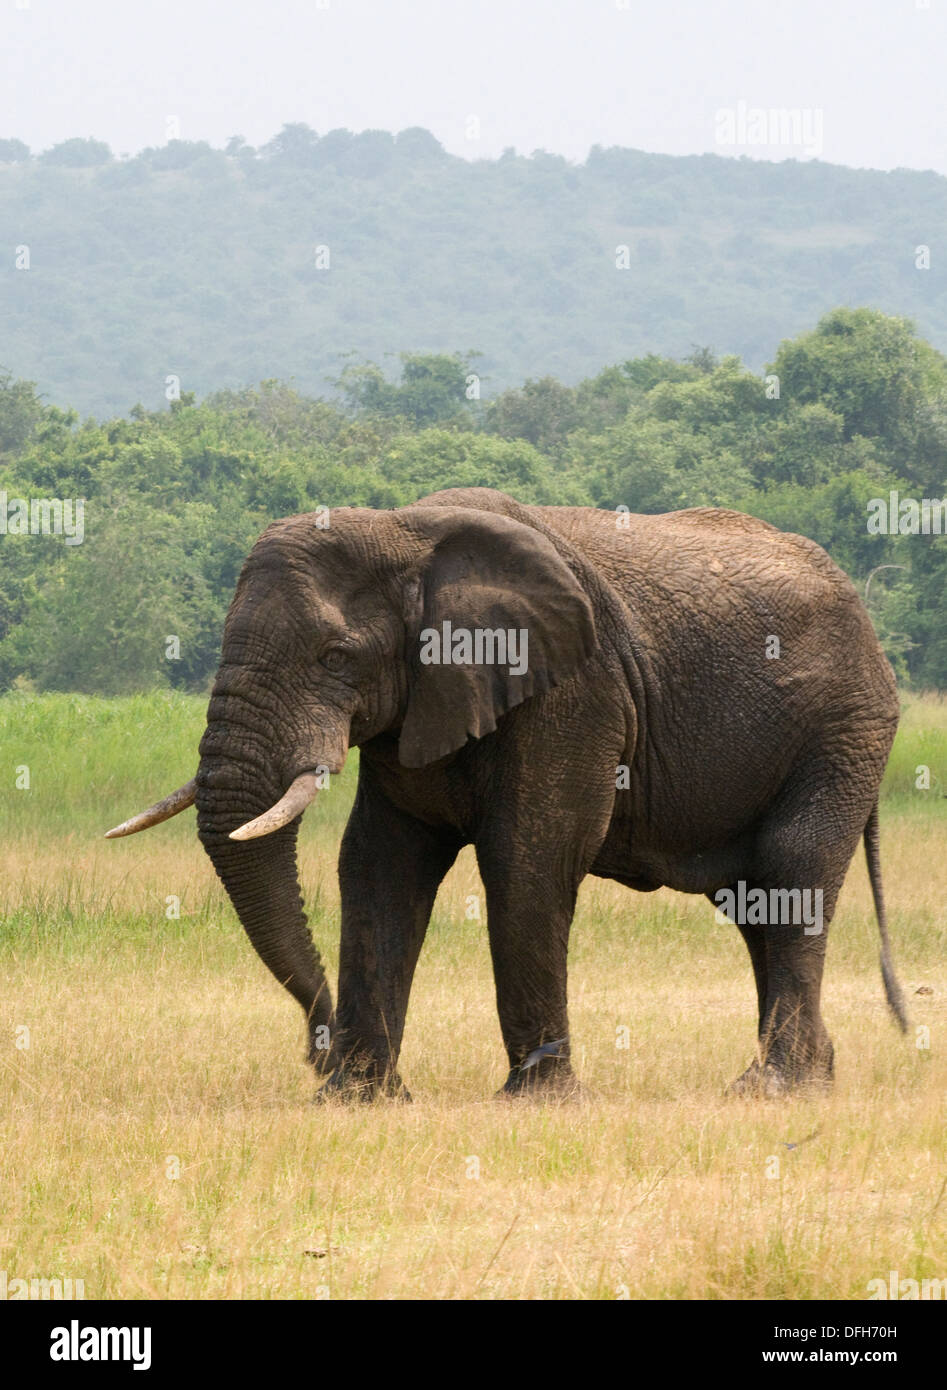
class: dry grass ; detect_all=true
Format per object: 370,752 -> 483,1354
1,692 -> 945,1299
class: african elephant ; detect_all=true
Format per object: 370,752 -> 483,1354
107,487 -> 907,1099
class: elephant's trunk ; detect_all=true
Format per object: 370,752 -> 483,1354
196,710 -> 336,1069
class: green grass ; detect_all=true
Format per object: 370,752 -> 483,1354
881,691 -> 947,806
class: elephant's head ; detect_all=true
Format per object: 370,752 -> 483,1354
106,500 -> 596,1061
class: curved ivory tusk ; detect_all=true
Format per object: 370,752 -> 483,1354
229,772 -> 320,841
104,778 -> 197,838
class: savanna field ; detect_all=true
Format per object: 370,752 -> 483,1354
1,691 -> 945,1300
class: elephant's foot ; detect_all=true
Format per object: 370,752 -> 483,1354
314,1063 -> 412,1105
496,1039 -> 583,1100
726,1057 -> 833,1099
726,1061 -> 788,1098
496,1074 -> 588,1103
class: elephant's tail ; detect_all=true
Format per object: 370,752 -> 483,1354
864,804 -> 908,1033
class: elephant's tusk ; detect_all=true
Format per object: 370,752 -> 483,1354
229,772 -> 320,841
104,778 -> 197,838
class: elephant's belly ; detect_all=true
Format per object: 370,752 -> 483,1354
591,825 -> 758,896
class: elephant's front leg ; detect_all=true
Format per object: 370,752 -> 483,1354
475,718 -> 619,1097
476,844 -> 585,1098
321,776 -> 461,1101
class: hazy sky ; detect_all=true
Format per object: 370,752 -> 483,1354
2,0 -> 946,173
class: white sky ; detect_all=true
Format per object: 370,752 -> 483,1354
1,0 -> 946,173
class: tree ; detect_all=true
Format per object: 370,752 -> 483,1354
0,504 -> 223,694
584,414 -> 754,513
335,354 -> 477,427
0,138 -> 30,163
39,138 -> 111,166
376,429 -> 590,505
341,130 -> 395,177
394,127 -> 446,161
684,346 -> 718,374
261,123 -> 320,163
140,140 -> 217,170
485,377 -> 579,452
770,307 -> 947,487
0,372 -> 44,459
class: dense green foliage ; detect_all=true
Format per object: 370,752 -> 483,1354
3,126 -> 947,416
0,306 -> 945,692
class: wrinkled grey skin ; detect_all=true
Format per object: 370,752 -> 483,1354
189,487 -> 905,1101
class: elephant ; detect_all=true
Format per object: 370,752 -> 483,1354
106,487 -> 907,1100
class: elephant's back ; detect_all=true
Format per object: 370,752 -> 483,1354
540,503 -> 866,626
413,492 -> 895,722
540,501 -> 897,726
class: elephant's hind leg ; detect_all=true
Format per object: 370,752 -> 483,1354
727,903 -> 835,1098
721,754 -> 875,1094
713,885 -> 827,1097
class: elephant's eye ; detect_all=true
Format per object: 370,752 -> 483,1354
321,645 -> 348,673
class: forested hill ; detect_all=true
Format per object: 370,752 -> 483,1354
2,125 -> 947,419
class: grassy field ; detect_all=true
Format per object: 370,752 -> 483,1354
1,690 -> 945,1300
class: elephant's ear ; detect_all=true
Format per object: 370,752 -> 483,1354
397,508 -> 596,768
